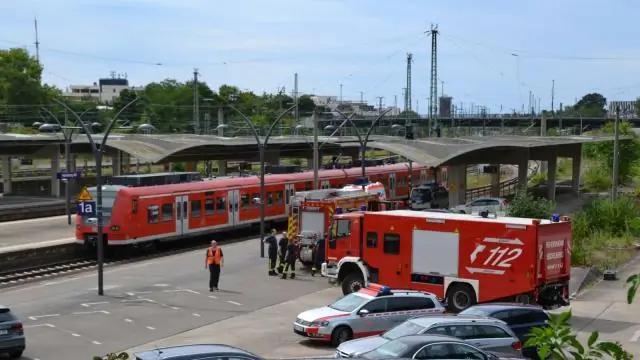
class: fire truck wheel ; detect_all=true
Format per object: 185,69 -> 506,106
330,326 -> 353,347
341,273 -> 364,295
446,283 -> 477,313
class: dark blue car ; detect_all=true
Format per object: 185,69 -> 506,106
458,303 -> 550,359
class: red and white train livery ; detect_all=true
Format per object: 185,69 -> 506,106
76,163 -> 432,247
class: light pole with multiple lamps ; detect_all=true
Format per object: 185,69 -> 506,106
35,108 -> 94,225
216,104 -> 297,258
325,108 -> 393,179
49,98 -> 153,296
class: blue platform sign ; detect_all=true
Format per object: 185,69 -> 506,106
77,201 -> 96,217
57,171 -> 82,180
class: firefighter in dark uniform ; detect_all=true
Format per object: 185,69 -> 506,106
277,231 -> 288,274
311,235 -> 326,277
263,229 -> 278,276
281,237 -> 298,279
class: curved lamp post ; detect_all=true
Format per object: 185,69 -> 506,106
216,103 -> 297,258
37,108 -> 94,225
52,97 -> 145,296
333,108 -> 393,179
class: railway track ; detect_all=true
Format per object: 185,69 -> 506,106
0,229 -> 264,289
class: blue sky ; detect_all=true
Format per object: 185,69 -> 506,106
1,0 -> 639,114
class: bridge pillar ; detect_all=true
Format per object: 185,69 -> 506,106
217,160 -> 227,176
517,159 -> 528,190
547,156 -> 557,202
572,155 -> 581,194
121,152 -> 131,174
1,156 -> 12,195
266,150 -> 280,166
448,165 -> 467,207
185,161 -> 197,172
490,164 -> 501,197
50,148 -> 61,197
112,152 -> 121,176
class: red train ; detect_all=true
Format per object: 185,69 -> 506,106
75,163 -> 432,248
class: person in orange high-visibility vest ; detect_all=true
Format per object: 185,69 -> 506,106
205,240 -> 224,291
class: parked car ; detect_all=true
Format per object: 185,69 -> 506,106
409,182 -> 449,210
453,197 -> 509,215
293,284 -> 445,346
133,344 -> 263,360
459,303 -> 551,360
359,334 -> 524,359
336,314 -> 522,358
0,305 -> 25,359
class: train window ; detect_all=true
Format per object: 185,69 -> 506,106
216,197 -> 226,212
267,192 -> 274,207
147,205 -> 159,224
383,233 -> 401,255
132,200 -> 138,214
191,200 -> 202,218
366,232 -> 378,248
162,203 -> 173,222
205,198 -> 215,215
241,193 -> 250,209
251,193 -> 260,208
276,191 -> 283,204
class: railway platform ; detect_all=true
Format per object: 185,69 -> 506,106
0,196 -> 67,222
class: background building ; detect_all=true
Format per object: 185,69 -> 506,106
607,100 -> 637,117
62,72 -> 143,104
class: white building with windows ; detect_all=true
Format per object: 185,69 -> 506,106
62,73 -> 143,104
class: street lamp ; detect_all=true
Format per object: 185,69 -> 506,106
51,97 -> 145,296
216,103 -> 297,258
36,108 -> 94,225
333,108 -> 393,179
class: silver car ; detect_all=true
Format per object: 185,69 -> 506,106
336,315 -> 523,357
293,284 -> 445,346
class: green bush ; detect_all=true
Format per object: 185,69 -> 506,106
579,198 -> 640,238
528,171 -> 547,186
583,120 -> 640,184
583,165 -> 612,192
506,189 -> 555,219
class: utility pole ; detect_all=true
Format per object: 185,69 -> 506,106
193,68 -> 200,134
360,91 -> 364,104
428,24 -> 439,136
294,73 -> 299,124
339,84 -> 343,104
312,111 -> 319,189
376,96 -> 384,114
34,17 -> 40,64
405,53 -> 413,113
612,106 -> 621,201
551,80 -> 555,114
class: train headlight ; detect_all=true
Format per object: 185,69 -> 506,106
110,225 -> 121,231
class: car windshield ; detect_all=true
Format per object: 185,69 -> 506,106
328,293 -> 370,312
0,308 -> 16,322
458,307 -> 491,317
382,320 -> 427,340
365,340 -> 409,359
410,188 -> 433,201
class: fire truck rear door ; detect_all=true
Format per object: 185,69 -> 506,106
301,211 -> 325,238
284,183 -> 295,216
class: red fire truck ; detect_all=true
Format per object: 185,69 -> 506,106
321,209 -> 571,312
288,186 -> 395,265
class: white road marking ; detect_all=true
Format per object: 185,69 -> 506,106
24,324 -> 52,328
72,310 -> 110,316
124,318 -> 133,323
122,297 -> 155,304
170,306 -> 180,310
180,289 -> 200,294
71,333 -> 81,337
630,330 -> 640,342
227,301 -> 242,306
125,291 -> 151,296
28,314 -> 60,320
80,301 -> 109,307
92,341 -> 102,345
208,295 -> 217,299
153,283 -> 170,287
164,288 -> 200,294
146,326 -> 155,330
192,313 -> 201,317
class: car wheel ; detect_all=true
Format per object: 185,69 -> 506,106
331,326 -> 353,347
445,283 -> 477,313
341,273 -> 364,295
9,350 -> 23,359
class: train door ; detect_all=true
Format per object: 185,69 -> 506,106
388,173 -> 397,199
175,195 -> 189,235
321,180 -> 330,189
284,183 -> 295,216
227,190 -> 240,226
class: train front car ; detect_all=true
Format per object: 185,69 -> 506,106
75,185 -> 130,251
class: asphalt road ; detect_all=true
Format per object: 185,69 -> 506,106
567,254 -> 640,354
2,238 -> 330,360
0,216 -> 76,252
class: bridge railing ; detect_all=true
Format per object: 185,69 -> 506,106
464,177 -> 520,202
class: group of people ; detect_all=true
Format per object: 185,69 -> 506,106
264,229 -> 298,279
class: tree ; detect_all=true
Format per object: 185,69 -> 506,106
0,48 -> 59,125
297,94 -> 316,116
583,120 -> 640,184
564,93 -> 607,117
506,189 -> 554,219
399,110 -> 420,119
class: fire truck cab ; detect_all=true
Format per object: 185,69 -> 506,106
321,210 -> 571,312
288,188 -> 383,265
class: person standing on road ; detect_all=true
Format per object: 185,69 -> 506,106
311,235 -> 326,277
277,231 -> 289,274
205,240 -> 224,291
264,229 -> 278,276
281,237 -> 298,279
